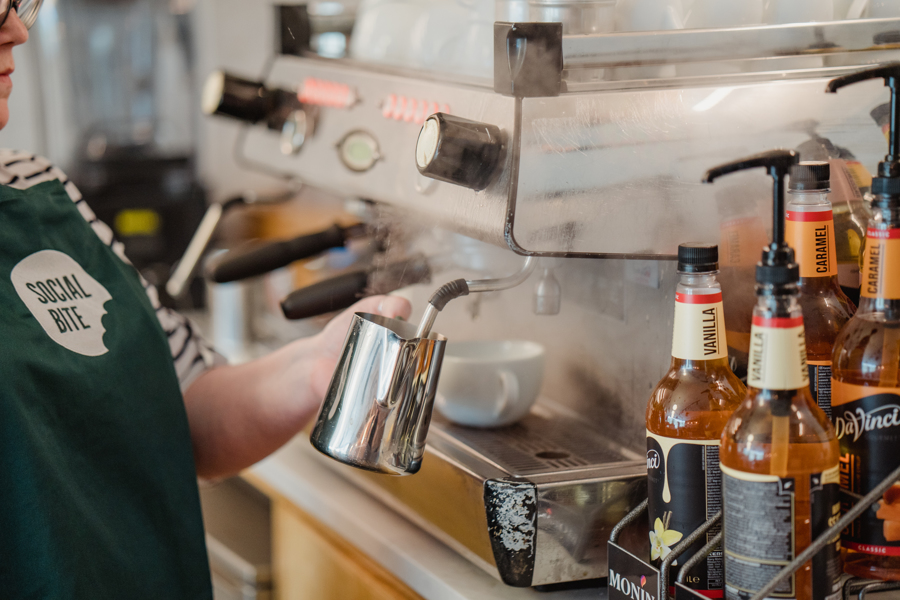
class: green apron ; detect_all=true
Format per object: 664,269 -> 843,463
0,181 -> 212,599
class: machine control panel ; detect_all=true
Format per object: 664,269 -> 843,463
415,113 -> 503,191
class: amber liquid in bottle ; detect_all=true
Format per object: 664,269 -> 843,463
832,204 -> 900,581
647,274 -> 746,439
785,182 -> 856,417
721,289 -> 840,600
647,267 -> 745,596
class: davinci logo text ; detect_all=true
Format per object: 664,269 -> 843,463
647,450 -> 661,470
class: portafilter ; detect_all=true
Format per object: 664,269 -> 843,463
309,257 -> 537,475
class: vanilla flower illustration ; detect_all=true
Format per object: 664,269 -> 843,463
650,517 -> 683,561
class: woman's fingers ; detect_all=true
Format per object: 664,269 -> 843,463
353,294 -> 413,320
308,295 -> 412,399
317,294 -> 413,355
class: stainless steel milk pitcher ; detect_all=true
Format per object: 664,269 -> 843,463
310,313 -> 447,475
310,257 -> 537,475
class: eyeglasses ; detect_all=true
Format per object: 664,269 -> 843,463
1,0 -> 43,30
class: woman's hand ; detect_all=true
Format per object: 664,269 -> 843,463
183,295 -> 412,479
308,295 -> 412,400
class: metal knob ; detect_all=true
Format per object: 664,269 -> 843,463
202,70 -> 272,124
281,109 -> 310,155
415,113 -> 503,191
202,70 -> 303,133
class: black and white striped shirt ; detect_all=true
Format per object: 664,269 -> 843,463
0,149 -> 221,391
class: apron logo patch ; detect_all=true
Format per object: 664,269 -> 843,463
11,250 -> 112,357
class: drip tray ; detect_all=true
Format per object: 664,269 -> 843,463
330,401 -> 647,588
432,404 -> 640,477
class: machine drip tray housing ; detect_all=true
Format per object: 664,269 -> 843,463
329,402 -> 646,587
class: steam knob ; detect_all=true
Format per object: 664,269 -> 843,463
202,71 -> 272,124
415,113 -> 503,191
202,70 -> 302,133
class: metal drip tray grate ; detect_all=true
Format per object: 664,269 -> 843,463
431,406 -> 638,477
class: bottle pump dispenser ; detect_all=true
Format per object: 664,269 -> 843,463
703,149 -> 843,600
827,62 -> 900,208
703,149 -> 801,288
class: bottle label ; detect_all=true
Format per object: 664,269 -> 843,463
808,362 -> 833,419
672,292 -> 728,361
647,432 -> 723,597
747,316 -> 809,391
861,228 -> 900,300
785,208 -> 837,279
832,380 -> 900,556
811,467 -> 842,600
722,465 -> 797,600
722,465 -> 841,600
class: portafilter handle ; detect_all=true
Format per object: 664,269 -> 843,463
166,197 -> 243,299
414,256 -> 537,338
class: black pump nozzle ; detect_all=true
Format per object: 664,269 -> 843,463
827,62 -> 900,200
703,149 -> 800,287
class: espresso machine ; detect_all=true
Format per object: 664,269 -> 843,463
202,3 -> 899,587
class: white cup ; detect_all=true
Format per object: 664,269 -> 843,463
435,340 -> 545,428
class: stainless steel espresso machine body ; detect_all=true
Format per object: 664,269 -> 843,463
204,9 -> 900,587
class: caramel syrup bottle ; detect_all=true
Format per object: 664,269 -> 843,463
647,243 -> 746,597
827,62 -> 900,582
831,201 -> 900,580
785,162 -> 856,418
705,150 -> 841,600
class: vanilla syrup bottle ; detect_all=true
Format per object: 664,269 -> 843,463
827,64 -> 900,581
786,162 -> 856,418
705,150 -> 841,600
647,243 -> 746,597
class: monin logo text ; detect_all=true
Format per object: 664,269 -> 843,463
609,570 -> 656,600
834,404 -> 900,442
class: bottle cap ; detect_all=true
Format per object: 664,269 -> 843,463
789,161 -> 830,191
677,243 -> 718,273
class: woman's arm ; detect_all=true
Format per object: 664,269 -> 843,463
183,295 -> 411,479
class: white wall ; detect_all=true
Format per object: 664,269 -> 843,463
1,0 -> 293,202
1,41 -> 46,155
191,0 -> 292,202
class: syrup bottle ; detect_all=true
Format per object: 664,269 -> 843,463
827,63 -> 900,581
646,243 -> 746,597
704,150 -> 841,600
786,161 -> 857,418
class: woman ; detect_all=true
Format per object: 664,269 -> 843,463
0,3 -> 411,598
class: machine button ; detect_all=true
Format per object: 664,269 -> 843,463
298,77 -> 357,109
415,113 -> 503,191
338,130 -> 381,172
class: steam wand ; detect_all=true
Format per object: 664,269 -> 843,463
414,257 -> 538,338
